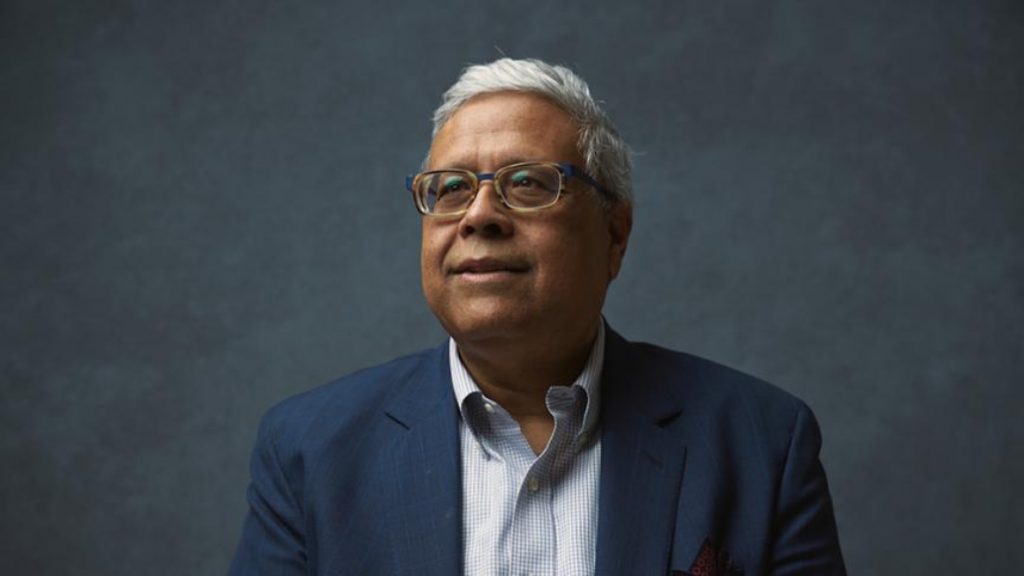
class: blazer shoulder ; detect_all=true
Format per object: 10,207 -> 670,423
256,344 -> 445,451
621,338 -> 811,435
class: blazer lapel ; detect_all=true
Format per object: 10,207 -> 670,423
379,346 -> 463,576
595,328 -> 689,576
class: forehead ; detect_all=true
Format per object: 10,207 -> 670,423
429,92 -> 583,170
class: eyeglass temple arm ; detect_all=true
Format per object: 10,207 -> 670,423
558,164 -> 610,196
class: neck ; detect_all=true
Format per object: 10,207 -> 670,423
455,320 -> 599,419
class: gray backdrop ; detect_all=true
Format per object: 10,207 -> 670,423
2,0 -> 1021,574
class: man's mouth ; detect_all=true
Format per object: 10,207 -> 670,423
451,257 -> 529,276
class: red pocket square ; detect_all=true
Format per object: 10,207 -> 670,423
671,538 -> 739,576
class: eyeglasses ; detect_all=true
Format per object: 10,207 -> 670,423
405,162 -> 608,216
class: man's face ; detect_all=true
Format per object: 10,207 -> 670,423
420,91 -> 631,348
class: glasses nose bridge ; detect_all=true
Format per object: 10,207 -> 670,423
467,172 -> 507,209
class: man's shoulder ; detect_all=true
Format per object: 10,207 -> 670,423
256,343 -> 446,448
615,335 -> 811,429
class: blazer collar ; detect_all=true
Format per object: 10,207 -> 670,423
595,326 -> 691,576
372,326 -> 696,576
379,344 -> 464,576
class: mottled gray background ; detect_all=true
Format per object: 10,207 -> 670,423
2,0 -> 1021,574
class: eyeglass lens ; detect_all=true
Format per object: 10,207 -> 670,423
416,164 -> 562,214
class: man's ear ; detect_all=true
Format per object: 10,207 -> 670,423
606,201 -> 632,281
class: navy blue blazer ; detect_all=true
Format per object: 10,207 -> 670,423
229,328 -> 846,575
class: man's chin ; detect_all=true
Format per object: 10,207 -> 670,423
434,309 -> 534,345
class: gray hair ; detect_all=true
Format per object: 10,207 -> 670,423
428,58 -> 633,205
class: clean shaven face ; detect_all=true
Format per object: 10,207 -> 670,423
420,91 -> 630,349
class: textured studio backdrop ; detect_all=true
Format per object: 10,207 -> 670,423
2,1 -> 1021,574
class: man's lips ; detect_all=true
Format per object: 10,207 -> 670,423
450,257 -> 529,275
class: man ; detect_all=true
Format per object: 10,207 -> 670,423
229,58 -> 846,575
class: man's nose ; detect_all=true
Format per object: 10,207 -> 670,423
459,181 -> 513,238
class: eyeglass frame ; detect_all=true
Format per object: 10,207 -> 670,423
405,161 -> 610,217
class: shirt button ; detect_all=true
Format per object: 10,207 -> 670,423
527,476 -> 540,492
483,402 -> 495,414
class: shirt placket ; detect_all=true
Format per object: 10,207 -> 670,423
505,387 -> 582,576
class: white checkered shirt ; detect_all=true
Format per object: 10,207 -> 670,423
450,324 -> 604,576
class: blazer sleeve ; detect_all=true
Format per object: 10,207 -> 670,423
228,414 -> 308,576
770,403 -> 847,575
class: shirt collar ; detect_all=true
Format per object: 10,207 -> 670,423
449,322 -> 605,439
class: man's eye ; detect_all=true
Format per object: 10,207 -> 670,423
508,171 -> 538,188
442,177 -> 472,193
